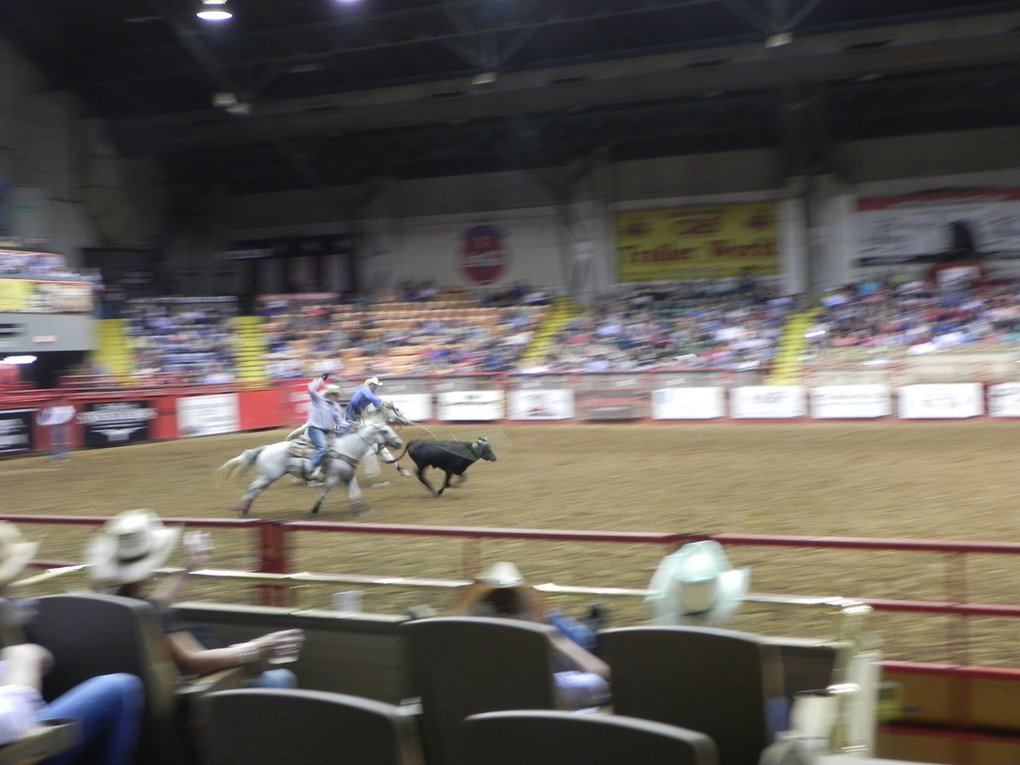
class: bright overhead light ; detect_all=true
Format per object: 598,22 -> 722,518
197,0 -> 232,21
765,32 -> 793,48
472,71 -> 497,86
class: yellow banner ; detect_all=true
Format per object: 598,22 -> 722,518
616,202 -> 778,281
0,279 -> 31,311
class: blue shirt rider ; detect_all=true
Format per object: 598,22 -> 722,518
306,373 -> 347,481
345,376 -> 384,423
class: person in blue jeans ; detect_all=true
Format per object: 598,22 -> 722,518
0,521 -> 144,765
0,643 -> 143,765
305,373 -> 347,483
84,510 -> 304,688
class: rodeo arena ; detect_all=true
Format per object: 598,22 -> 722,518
6,3 -> 1020,765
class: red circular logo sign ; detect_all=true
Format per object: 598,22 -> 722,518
459,224 -> 508,285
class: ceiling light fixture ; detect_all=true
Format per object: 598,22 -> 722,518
765,32 -> 793,48
472,71 -> 497,86
197,0 -> 232,21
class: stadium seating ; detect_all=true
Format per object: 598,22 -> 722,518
207,688 -> 425,765
22,593 -> 258,765
462,709 -> 718,765
403,616 -> 561,765
600,625 -> 786,765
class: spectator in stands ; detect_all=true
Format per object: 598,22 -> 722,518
645,540 -> 749,627
0,521 -> 144,765
305,372 -> 348,483
84,510 -> 304,687
452,561 -> 611,710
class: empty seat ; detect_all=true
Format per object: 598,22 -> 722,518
600,626 -> 786,765
208,688 -> 424,765
463,709 -> 718,765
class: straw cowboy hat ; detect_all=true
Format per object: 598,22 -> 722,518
645,540 -> 749,626
85,509 -> 181,586
452,561 -> 544,622
0,522 -> 39,589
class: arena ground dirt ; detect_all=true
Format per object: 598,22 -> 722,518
4,421 -> 1020,668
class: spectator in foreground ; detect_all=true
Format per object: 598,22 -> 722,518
451,561 -> 611,710
0,521 -> 144,765
84,510 -> 304,687
645,540 -> 749,627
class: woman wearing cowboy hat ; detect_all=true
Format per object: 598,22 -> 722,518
0,521 -> 144,764
85,510 -> 304,688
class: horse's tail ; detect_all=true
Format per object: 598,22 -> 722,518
216,446 -> 265,482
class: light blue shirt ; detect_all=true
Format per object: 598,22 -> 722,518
306,378 -> 345,432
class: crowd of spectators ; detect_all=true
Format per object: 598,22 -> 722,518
805,273 -> 1020,358
123,297 -> 237,384
110,269 -> 1020,384
0,246 -> 80,279
522,279 -> 795,374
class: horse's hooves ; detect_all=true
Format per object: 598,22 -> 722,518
351,504 -> 375,518
310,506 -> 320,515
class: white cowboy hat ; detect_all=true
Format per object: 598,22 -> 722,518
323,384 -> 341,397
0,522 -> 39,589
646,540 -> 749,625
480,561 -> 525,588
365,376 -> 382,387
85,509 -> 181,585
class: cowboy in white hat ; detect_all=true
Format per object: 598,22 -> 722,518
304,372 -> 349,483
86,510 -> 304,687
645,540 -> 750,627
344,374 -> 411,487
0,522 -> 144,764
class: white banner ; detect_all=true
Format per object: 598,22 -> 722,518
651,387 -> 725,420
810,385 -> 892,419
385,393 -> 432,422
438,390 -> 505,421
508,389 -> 575,420
898,384 -> 984,419
730,386 -> 806,419
857,190 -> 1020,261
177,393 -> 239,437
987,383 -> 1020,417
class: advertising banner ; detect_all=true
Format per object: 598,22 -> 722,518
898,384 -> 984,419
810,385 -> 892,419
856,189 -> 1020,265
508,389 -> 575,420
988,383 -> 1020,418
80,400 -> 157,446
730,386 -> 806,419
0,409 -> 33,455
387,393 -> 432,422
0,278 -> 93,313
177,393 -> 240,437
616,202 -> 778,281
437,390 -> 504,421
651,387 -> 726,420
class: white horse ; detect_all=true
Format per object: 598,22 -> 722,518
217,419 -> 403,518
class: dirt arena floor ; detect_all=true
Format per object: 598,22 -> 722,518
5,421 -> 1020,668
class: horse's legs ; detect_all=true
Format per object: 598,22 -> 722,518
237,475 -> 274,517
309,475 -> 337,516
346,476 -> 374,517
416,467 -> 438,497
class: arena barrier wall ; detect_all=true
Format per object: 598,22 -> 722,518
5,372 -> 1020,457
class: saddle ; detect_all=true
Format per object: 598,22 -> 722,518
287,436 -> 316,460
